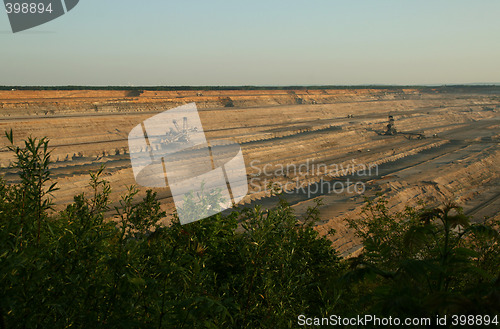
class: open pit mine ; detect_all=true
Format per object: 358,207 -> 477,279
1,87 -> 499,256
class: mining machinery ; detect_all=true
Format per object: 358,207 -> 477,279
383,115 -> 425,139
162,117 -> 198,145
385,115 -> 397,135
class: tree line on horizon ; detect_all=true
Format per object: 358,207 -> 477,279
2,85 -> 498,92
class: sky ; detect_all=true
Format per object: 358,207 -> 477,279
0,0 -> 499,86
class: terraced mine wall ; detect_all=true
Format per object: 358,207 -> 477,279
1,88 -> 499,256
0,88 -> 423,115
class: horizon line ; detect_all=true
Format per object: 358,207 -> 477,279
1,83 -> 500,90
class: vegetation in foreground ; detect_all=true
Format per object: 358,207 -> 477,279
0,133 -> 499,328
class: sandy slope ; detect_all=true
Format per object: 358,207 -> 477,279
1,88 -> 498,256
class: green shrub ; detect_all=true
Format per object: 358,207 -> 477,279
0,133 -> 498,328
344,198 -> 500,318
0,133 -> 340,328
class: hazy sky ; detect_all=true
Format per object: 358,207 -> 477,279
1,0 -> 499,86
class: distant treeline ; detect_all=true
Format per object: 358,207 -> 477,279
0,85 -> 422,91
1,85 -> 499,94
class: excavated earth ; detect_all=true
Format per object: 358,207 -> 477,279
1,88 -> 499,256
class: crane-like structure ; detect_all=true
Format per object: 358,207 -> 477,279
162,117 -> 198,145
383,115 -> 425,139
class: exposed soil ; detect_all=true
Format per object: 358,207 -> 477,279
1,88 -> 499,256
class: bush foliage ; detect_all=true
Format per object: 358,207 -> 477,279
0,134 -> 498,328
